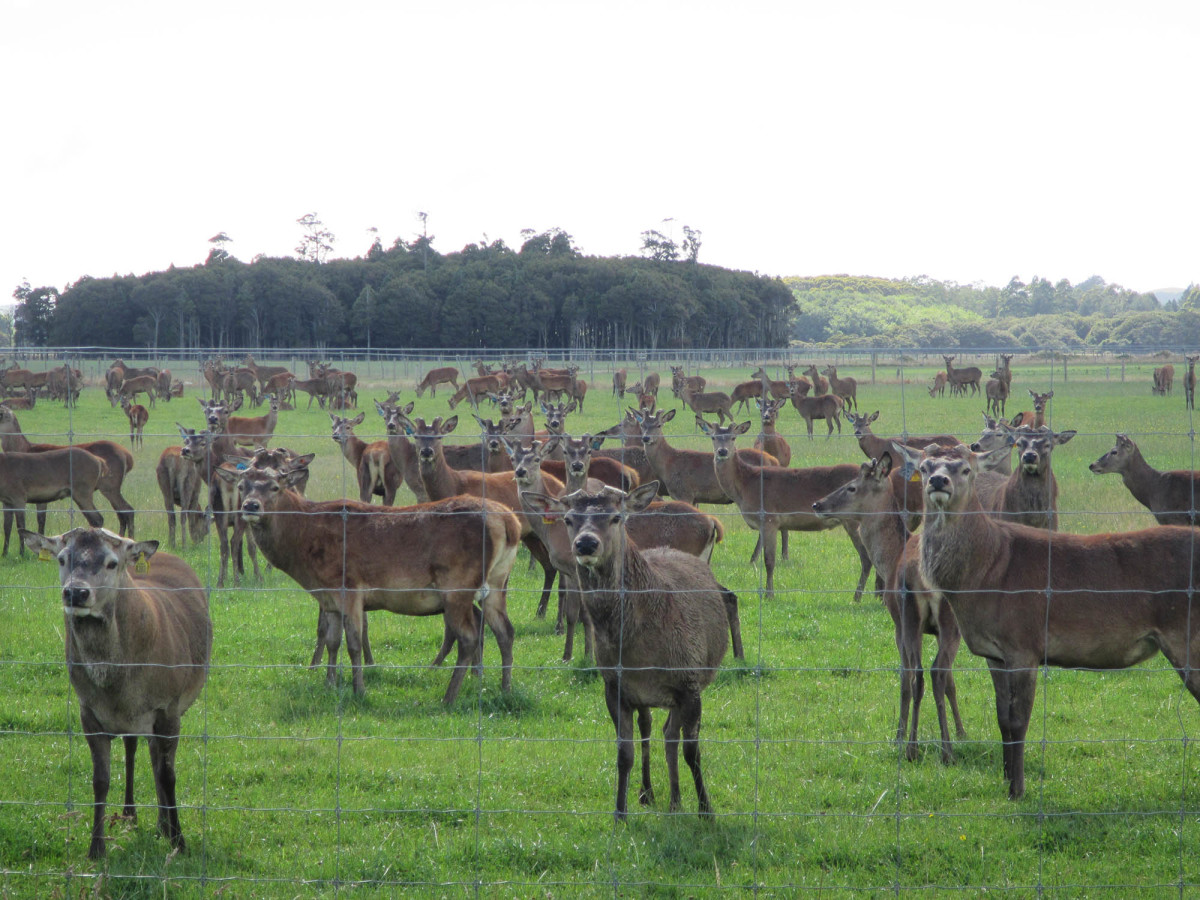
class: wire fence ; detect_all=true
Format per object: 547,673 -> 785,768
1,348 -> 1198,897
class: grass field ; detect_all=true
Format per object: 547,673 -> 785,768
2,355 -> 1200,898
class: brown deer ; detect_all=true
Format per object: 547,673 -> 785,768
1187,355 -> 1198,410
942,355 -> 982,397
801,364 -> 830,396
242,354 -> 292,395
374,399 -> 429,502
221,366 -> 260,407
984,371 -> 1009,418
156,441 -> 208,549
521,483 -> 739,821
0,406 -> 136,538
288,374 -> 331,409
1153,363 -> 1175,396
564,365 -> 588,412
822,365 -> 858,411
112,374 -> 158,409
895,441 -> 1200,799
787,380 -> 842,439
224,394 -> 281,449
812,454 -> 967,763
120,396 -> 148,448
21,527 -> 211,859
230,459 -> 520,701
612,367 -> 628,397
448,373 -> 506,410
697,418 -> 872,599
155,368 -> 173,401
669,365 -> 707,399
676,382 -> 734,424
263,370 -> 296,406
330,412 -> 400,505
928,371 -> 947,398
0,448 -> 107,554
415,365 -> 460,398
634,407 -> 777,507
754,398 -> 791,467
0,390 -> 35,409
1089,433 -> 1200,526
984,426 -> 1075,530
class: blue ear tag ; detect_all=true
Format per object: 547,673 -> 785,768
236,462 -> 249,471
902,460 -> 919,482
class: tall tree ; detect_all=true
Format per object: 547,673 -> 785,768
12,281 -> 58,347
350,284 -> 376,349
296,213 -> 336,263
682,225 -> 702,263
639,229 -> 679,261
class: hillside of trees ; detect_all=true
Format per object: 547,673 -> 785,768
12,226 -> 1200,350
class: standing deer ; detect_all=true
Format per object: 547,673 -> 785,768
231,459 -> 520,700
754,397 -> 791,467
612,368 -> 627,397
120,397 -> 148,448
787,380 -> 843,439
895,441 -> 1200,800
330,412 -> 400,505
1089,434 -> 1200,526
520,483 -> 739,821
20,527 -> 211,859
821,365 -> 858,411
1187,355 -> 1198,410
942,355 -> 982,397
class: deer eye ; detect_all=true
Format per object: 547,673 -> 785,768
611,515 -> 622,525
106,559 -> 118,570
847,486 -> 856,493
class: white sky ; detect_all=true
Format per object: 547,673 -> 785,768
4,0 -> 1198,306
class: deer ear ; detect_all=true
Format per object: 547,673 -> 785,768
734,421 -> 752,436
661,408 -> 676,424
441,415 -> 459,434
624,482 -> 659,514
1054,430 -> 1077,446
20,529 -> 62,557
520,490 -> 567,517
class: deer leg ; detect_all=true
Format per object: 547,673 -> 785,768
479,587 -> 515,693
526,536 -> 557,620
720,586 -> 744,660
36,503 -> 48,535
749,533 -> 762,565
604,682 -> 635,822
121,734 -> 138,821
81,708 -> 113,859
323,608 -> 343,689
636,707 -> 654,806
441,592 -> 481,704
931,605 -> 967,760
663,708 -> 683,812
678,692 -> 711,817
360,612 -> 373,667
103,488 -> 135,539
561,580 -> 579,662
987,659 -> 1037,800
149,714 -> 185,851
430,618 -> 456,667
761,523 -> 779,599
845,525 -> 873,603
310,610 -> 330,668
2,509 -> 11,555
342,599 -> 367,696
77,495 -> 104,530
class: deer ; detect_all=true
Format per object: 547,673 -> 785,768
1187,355 -> 1198,410
787,380 -> 843,439
310,361 -> 358,407
120,396 -> 148,448
330,412 -> 400,504
0,406 -> 136,538
229,459 -> 520,701
812,453 -> 967,763
263,370 -> 296,406
20,527 -> 211,859
155,368 -> 173,402
697,417 -> 872,600
447,373 -> 506,410
984,370 -> 1010,418
375,399 -> 429,502
732,368 -> 788,415
242,354 -> 292,396
1153,363 -> 1175,396
521,483 -> 739,821
589,415 -> 662,496
288,374 -> 331,409
983,426 -> 1075,531
155,443 -> 208,549
801,364 -> 830,396
224,394 -> 281,449
942,355 -> 982,397
669,365 -> 707,398
612,368 -> 628,397
0,390 -> 35,409
822,365 -> 858,411
112,373 -> 158,409
0,448 -> 107,555
221,366 -> 260,407
676,381 -> 734,424
895,440 -> 1200,800
416,365 -> 460,398
754,397 -> 791,467
928,371 -> 947,398
564,364 -> 588,412
1089,433 -> 1200,526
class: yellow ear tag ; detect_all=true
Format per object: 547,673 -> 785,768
134,553 -> 150,574
542,516 -> 557,525
909,471 -> 921,483
38,549 -> 53,563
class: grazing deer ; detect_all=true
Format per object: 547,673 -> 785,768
928,371 -> 947,398
612,367 -> 627,397
448,372 -> 507,410
120,397 -> 148,448
21,527 -> 211,859
112,373 -> 158,409
1153,364 -> 1175,396
697,418 -> 872,599
812,454 -> 967,763
521,483 -> 739,821
330,412 -> 400,505
221,367 -> 259,407
289,374 -> 331,409
1187,355 -> 1198,410
822,365 -> 858,411
1089,433 -> 1200,526
0,406 -> 136,538
155,368 -> 173,401
895,441 -> 1200,800
942,355 -> 982,397
230,459 -> 520,701
263,371 -> 296,406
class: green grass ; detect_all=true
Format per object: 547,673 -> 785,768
3,357 -> 1200,897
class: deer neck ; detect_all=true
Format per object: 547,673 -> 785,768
574,539 -> 654,634
419,444 -> 463,501
339,434 -> 367,467
1118,445 -> 1164,506
917,486 -> 996,595
0,424 -> 31,452
712,447 -> 755,501
856,493 -> 910,584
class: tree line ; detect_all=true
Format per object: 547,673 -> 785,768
16,229 -> 794,351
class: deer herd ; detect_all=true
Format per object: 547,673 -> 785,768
9,350 -> 1200,856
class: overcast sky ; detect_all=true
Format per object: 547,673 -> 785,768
4,0 -> 1197,307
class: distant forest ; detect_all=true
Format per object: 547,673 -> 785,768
11,227 -> 1200,350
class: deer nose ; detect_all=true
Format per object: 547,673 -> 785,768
63,585 -> 90,608
574,534 -> 600,557
928,474 -> 949,492
1021,451 -> 1038,466
419,447 -> 435,460
969,442 -> 982,452
242,498 -> 261,515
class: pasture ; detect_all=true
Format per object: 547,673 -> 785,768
2,354 -> 1200,897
